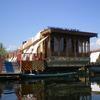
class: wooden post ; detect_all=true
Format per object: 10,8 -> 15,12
87,40 -> 90,53
88,67 -> 91,85
0,56 -> 4,73
17,50 -> 22,73
84,67 -> 88,85
74,39 -> 76,57
81,41 -> 83,56
66,37 -> 68,57
84,41 -> 86,54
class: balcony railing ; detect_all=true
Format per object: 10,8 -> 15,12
46,56 -> 90,67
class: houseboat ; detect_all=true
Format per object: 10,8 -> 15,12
16,27 -> 97,74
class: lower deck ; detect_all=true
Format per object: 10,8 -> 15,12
0,59 -> 87,74
0,72 -> 78,81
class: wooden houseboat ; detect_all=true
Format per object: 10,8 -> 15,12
16,27 -> 97,74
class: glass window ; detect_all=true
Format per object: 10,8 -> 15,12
51,37 -> 54,52
54,37 -> 59,52
59,37 -> 64,52
67,38 -> 72,52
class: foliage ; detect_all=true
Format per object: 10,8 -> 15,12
0,43 -> 7,57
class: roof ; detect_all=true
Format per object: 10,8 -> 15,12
41,27 -> 98,37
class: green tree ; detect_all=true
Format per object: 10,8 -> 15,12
0,43 -> 7,57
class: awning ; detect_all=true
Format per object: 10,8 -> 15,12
32,36 -> 48,53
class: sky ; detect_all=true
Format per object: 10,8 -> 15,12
0,0 -> 100,51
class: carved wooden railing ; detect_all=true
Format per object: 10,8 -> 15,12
46,57 -> 90,67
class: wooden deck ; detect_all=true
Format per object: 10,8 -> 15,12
0,73 -> 21,80
0,72 -> 77,81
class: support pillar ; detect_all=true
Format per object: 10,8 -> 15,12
74,39 -> 76,57
85,67 -> 87,85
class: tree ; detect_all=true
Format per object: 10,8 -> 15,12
0,43 -> 7,57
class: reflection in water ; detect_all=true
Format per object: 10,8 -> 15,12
0,78 -> 92,100
91,81 -> 100,100
0,82 -> 19,100
91,83 -> 100,92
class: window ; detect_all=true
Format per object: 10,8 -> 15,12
54,37 -> 59,52
51,37 -> 54,52
59,37 -> 64,52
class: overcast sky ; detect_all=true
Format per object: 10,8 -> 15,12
0,0 -> 100,50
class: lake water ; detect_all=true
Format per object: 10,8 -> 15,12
0,77 -> 100,100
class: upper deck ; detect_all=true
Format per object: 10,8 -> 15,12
40,27 -> 97,67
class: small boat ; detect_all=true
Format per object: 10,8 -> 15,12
21,72 -> 77,79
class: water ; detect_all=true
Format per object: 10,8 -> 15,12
0,78 -> 100,100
